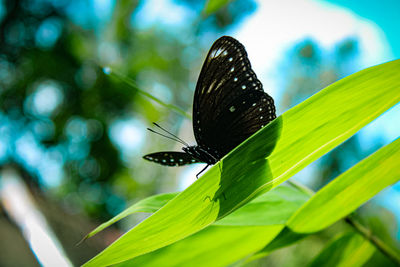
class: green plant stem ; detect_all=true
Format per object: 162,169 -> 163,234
344,216 -> 400,265
287,180 -> 400,265
105,67 -> 192,119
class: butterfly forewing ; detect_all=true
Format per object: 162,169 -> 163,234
143,152 -> 199,166
193,36 -> 276,158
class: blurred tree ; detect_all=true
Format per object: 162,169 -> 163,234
0,0 -> 258,264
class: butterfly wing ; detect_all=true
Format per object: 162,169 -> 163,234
143,152 -> 200,166
193,36 -> 276,158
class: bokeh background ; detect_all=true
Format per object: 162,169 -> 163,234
0,0 -> 399,266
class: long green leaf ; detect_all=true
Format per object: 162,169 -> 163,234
84,60 -> 400,267
116,225 -> 283,267
83,192 -> 178,240
113,185 -> 308,266
215,184 -> 309,226
287,138 -> 400,233
309,232 -> 375,267
246,227 -> 309,263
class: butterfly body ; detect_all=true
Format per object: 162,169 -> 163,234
182,145 -> 218,165
143,36 -> 276,172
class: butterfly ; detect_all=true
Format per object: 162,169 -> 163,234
143,36 -> 276,176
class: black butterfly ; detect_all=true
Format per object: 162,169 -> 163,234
143,36 -> 276,176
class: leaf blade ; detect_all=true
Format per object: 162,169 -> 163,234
84,192 -> 178,240
287,138 -> 400,233
309,232 -> 375,267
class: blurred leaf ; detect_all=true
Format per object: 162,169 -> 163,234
83,192 -> 179,240
106,68 -> 191,119
309,232 -> 375,267
246,227 -> 309,263
84,60 -> 400,267
204,0 -> 233,15
287,138 -> 400,233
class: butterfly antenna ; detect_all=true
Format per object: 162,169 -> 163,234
147,128 -> 188,146
152,122 -> 189,146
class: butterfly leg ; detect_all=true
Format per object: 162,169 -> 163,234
196,164 -> 210,179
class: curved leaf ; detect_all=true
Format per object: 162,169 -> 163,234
113,185 -> 308,266
288,138 -> 400,233
83,192 -> 178,240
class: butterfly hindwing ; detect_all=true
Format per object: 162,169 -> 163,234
143,152 -> 199,166
193,36 -> 276,157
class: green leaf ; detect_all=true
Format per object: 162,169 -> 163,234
287,138 -> 400,233
215,184 -> 309,226
84,60 -> 400,267
309,232 -> 375,267
246,227 -> 309,263
83,192 -> 178,240
113,185 -> 308,266
203,0 -> 232,15
116,225 -> 283,267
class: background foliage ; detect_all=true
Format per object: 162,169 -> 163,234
0,0 -> 399,266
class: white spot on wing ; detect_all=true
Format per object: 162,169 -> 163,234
211,48 -> 223,58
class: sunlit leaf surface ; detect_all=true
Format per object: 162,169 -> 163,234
113,185 -> 308,267
84,192 -> 179,240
